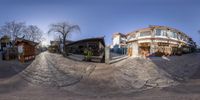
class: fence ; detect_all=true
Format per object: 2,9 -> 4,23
105,47 -> 128,64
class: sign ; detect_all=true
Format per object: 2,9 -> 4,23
139,43 -> 150,47
18,45 -> 24,54
158,42 -> 169,46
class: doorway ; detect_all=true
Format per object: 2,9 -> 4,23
139,43 -> 150,57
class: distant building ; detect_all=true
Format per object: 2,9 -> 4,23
49,40 -> 73,53
0,35 -> 12,51
111,32 -> 127,54
111,25 -> 196,57
66,37 -> 105,62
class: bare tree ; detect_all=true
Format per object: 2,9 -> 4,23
54,35 -> 62,42
0,21 -> 25,40
48,22 -> 80,55
24,25 -> 43,42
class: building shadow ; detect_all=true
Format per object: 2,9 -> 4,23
147,53 -> 200,94
0,59 -> 33,79
189,66 -> 200,79
0,59 -> 33,94
148,53 -> 200,81
0,75 -> 29,94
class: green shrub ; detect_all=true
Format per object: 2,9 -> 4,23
84,48 -> 93,61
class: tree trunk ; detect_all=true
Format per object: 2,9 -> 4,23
62,35 -> 67,56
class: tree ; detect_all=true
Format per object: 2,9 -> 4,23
48,22 -> 80,55
54,35 -> 62,43
24,25 -> 43,42
0,21 -> 25,40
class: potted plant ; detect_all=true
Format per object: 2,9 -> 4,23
84,48 -> 93,61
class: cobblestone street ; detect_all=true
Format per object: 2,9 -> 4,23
18,52 -> 89,87
0,52 -> 200,100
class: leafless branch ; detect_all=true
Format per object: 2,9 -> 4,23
0,20 -> 26,40
48,21 -> 80,55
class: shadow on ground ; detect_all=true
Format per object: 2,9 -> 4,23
0,58 -> 33,94
0,60 -> 32,79
149,53 -> 200,81
0,75 -> 29,94
148,53 -> 200,94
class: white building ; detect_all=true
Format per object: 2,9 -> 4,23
111,25 -> 196,57
111,32 -> 127,54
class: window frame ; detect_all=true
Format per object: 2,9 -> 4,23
155,29 -> 162,36
139,31 -> 151,37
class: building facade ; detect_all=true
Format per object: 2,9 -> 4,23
15,38 -> 38,62
112,25 -> 196,57
66,37 -> 105,62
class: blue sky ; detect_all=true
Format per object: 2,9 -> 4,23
0,0 -> 200,45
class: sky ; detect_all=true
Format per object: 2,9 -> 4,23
0,0 -> 200,45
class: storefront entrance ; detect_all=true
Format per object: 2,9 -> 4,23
139,43 -> 150,57
155,42 -> 171,56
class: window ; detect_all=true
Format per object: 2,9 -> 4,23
155,29 -> 162,36
127,34 -> 136,40
131,34 -> 136,38
183,36 -> 188,42
179,35 -> 183,40
140,31 -> 151,37
177,34 -> 181,40
185,37 -> 188,42
88,43 -> 98,50
120,38 -> 126,44
156,29 -> 167,36
168,31 -> 173,38
121,37 -> 126,41
172,32 -> 177,38
162,30 -> 167,36
168,31 -> 178,39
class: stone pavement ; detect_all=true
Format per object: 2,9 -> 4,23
0,52 -> 200,100
14,52 -> 96,87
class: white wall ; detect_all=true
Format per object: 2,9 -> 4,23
131,42 -> 139,57
113,35 -> 120,45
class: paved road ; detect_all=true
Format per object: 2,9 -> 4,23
18,52 -> 83,87
0,52 -> 200,100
